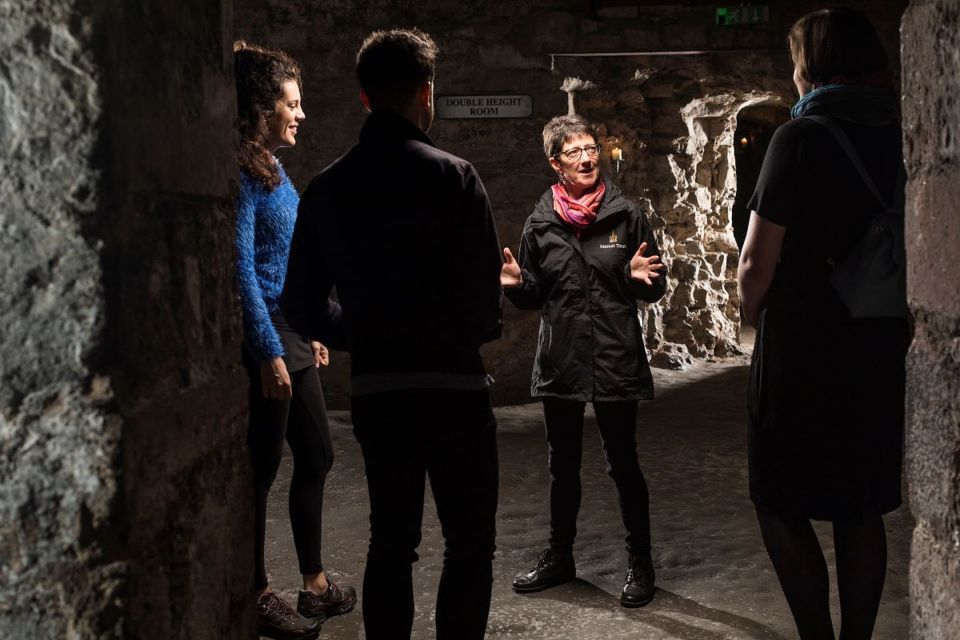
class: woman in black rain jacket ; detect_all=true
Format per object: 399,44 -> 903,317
502,115 -> 667,608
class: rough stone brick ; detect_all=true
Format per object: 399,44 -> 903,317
902,0 -> 960,637
0,1 -> 253,637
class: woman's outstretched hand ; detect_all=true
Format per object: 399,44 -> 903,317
629,242 -> 665,285
501,247 -> 523,288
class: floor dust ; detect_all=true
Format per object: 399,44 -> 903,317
262,357 -> 911,639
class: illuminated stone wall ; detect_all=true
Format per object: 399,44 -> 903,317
901,0 -> 960,637
0,1 -> 252,637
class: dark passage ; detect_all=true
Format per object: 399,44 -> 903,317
732,106 -> 790,250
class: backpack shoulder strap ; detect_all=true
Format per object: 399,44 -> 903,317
803,115 -> 893,211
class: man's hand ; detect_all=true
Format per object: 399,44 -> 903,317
311,341 -> 329,368
629,242 -> 665,285
500,247 -> 523,288
260,357 -> 292,399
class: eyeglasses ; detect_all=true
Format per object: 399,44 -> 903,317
554,144 -> 602,162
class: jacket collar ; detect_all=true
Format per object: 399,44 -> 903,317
595,176 -> 630,222
359,109 -> 435,147
532,175 -> 629,228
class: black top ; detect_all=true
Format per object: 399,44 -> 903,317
748,116 -> 902,269
240,313 -> 314,373
281,110 -> 504,394
272,313 -> 315,372
505,178 -> 667,402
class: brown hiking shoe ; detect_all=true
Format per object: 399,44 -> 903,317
297,579 -> 357,619
257,591 -> 321,640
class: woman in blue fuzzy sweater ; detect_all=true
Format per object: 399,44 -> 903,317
234,41 -> 355,640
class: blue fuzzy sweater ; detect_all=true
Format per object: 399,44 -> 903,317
236,160 -> 300,362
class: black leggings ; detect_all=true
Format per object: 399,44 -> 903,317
543,397 -> 651,556
247,363 -> 334,590
757,506 -> 888,640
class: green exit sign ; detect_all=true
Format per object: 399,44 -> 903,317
716,6 -> 770,26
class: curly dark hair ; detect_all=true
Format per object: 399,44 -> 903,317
356,29 -> 437,111
542,114 -> 599,159
234,40 -> 302,190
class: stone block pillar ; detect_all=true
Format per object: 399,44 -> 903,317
901,1 -> 960,637
0,1 -> 253,637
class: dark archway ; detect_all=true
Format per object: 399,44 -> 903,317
732,105 -> 790,250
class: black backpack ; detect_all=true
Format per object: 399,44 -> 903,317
804,115 -> 908,319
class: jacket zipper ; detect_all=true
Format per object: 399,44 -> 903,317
574,239 -> 595,400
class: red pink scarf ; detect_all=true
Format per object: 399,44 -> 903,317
551,179 -> 605,236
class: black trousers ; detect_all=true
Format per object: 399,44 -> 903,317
351,388 -> 499,640
543,397 -> 651,556
247,363 -> 334,590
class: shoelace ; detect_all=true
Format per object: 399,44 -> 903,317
533,550 -> 552,571
625,559 -> 651,583
324,581 -> 342,602
262,594 -> 300,623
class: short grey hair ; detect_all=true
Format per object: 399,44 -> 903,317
542,114 -> 599,159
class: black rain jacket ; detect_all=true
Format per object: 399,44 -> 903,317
505,178 -> 667,401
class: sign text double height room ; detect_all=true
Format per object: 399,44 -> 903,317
436,95 -> 533,119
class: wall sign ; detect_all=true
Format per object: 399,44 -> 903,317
436,95 -> 533,119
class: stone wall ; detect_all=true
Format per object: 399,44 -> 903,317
0,2 -> 122,635
235,0 -> 907,405
0,1 -> 253,638
901,1 -> 960,638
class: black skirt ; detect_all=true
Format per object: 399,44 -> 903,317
747,282 -> 909,522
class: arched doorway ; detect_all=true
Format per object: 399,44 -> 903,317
732,105 -> 790,250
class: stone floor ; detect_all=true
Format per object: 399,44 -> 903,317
262,357 -> 912,639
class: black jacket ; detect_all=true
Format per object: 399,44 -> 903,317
281,110 -> 503,379
505,179 -> 667,401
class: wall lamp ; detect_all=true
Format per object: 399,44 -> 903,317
611,146 -> 624,173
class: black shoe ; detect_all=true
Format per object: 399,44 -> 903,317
512,548 -> 576,593
620,552 -> 656,608
297,579 -> 357,619
257,591 -> 321,640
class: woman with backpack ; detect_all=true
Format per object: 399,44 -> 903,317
738,9 -> 909,640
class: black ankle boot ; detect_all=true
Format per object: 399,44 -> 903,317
620,552 -> 655,608
512,548 -> 576,593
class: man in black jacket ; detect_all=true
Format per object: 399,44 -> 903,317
281,29 -> 503,640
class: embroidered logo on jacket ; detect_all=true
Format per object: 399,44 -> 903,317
600,229 -> 626,249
